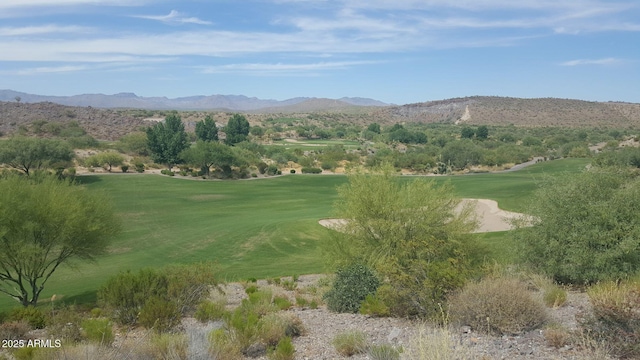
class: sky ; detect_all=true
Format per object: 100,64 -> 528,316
1,0 -> 639,105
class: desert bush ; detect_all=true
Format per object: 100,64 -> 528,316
138,296 -> 181,333
309,300 -> 319,309
332,330 -> 368,356
273,296 -> 292,310
581,279 -> 640,358
165,262 -> 219,313
295,296 -> 308,307
195,300 -> 226,322
268,336 -> 295,360
359,293 -> 390,317
98,268 -> 169,325
368,344 -> 402,360
258,313 -> 305,347
514,168 -> 640,284
0,321 -> 30,341
47,306 -> 84,342
404,326 -> 478,360
281,279 -> 297,291
543,324 -> 570,348
81,318 -> 114,345
301,167 -> 322,174
448,277 -> 547,335
209,328 -> 243,360
266,164 -> 279,175
245,285 -> 258,294
543,285 -> 568,308
324,263 -> 380,313
134,162 -> 145,173
9,306 -> 46,329
121,165 -> 129,173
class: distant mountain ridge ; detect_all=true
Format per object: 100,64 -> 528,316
0,90 -> 389,111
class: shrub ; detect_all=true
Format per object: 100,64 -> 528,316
448,277 -> 547,335
258,313 -> 304,347
266,165 -> 279,175
295,296 -> 308,308
405,326 -> 478,360
359,294 -> 390,317
301,167 -> 322,174
0,321 -> 30,341
257,162 -> 268,174
581,279 -> 640,358
209,328 -> 243,360
332,330 -> 368,356
514,169 -> 640,284
368,344 -> 402,360
47,306 -> 83,342
273,296 -> 292,310
160,169 -> 174,176
543,285 -> 567,308
9,306 -> 46,329
98,268 -> 169,325
245,285 -> 258,294
324,263 -> 380,313
195,300 -> 226,322
281,279 -> 296,291
121,165 -> 129,173
268,336 -> 295,360
144,333 -> 188,360
138,296 -> 181,333
543,324 -> 570,348
81,318 -> 114,345
135,162 -> 145,173
309,300 -> 318,309
251,173 -> 258,177
164,262 -> 220,314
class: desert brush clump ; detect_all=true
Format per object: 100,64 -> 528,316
324,263 -> 380,313
404,326 -> 478,360
367,344 -> 402,360
448,276 -> 547,335
267,336 -> 295,360
332,330 -> 368,356
580,279 -> 640,358
81,318 -> 114,345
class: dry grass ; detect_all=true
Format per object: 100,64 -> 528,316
404,326 -> 478,360
332,330 -> 368,356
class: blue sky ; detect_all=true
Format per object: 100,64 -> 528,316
1,0 -> 638,105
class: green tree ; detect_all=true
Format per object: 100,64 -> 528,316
224,114 -> 250,145
460,126 -> 475,139
249,126 -> 264,137
441,139 -> 483,170
325,165 -> 478,317
195,115 -> 219,142
367,123 -> 381,134
180,141 -> 239,175
0,175 -> 120,306
514,168 -> 640,284
84,152 -> 125,172
0,137 -> 74,176
146,114 -> 189,169
476,126 -> 489,140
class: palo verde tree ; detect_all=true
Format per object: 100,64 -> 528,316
84,151 -> 125,172
195,115 -> 218,142
514,167 -> 640,284
325,164 -> 478,317
0,136 -> 74,176
0,174 -> 120,306
146,113 -> 189,169
224,114 -> 250,145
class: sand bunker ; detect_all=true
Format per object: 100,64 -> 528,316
319,199 -> 527,233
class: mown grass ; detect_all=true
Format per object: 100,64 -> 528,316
0,158 -> 589,309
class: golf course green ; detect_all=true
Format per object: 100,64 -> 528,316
0,158 -> 589,309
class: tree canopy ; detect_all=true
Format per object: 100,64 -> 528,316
84,151 -> 125,172
195,115 -> 219,142
0,175 -> 120,306
0,136 -> 74,176
325,165 -> 478,317
224,114 -> 250,145
146,114 -> 189,169
180,141 -> 243,175
514,168 -> 640,284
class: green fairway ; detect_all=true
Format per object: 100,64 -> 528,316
0,158 -> 589,310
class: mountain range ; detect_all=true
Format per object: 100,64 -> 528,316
0,90 -> 389,111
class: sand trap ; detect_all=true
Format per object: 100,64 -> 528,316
319,199 -> 527,234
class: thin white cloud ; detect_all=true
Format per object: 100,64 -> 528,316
8,65 -> 88,75
0,0 -> 144,9
0,25 -> 92,36
200,60 -> 379,74
133,10 -> 212,25
560,58 -> 622,66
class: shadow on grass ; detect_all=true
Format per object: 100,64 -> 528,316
74,175 -> 103,185
57,290 -> 98,308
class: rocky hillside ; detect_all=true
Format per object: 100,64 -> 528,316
374,96 -> 640,127
0,101 -> 147,140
